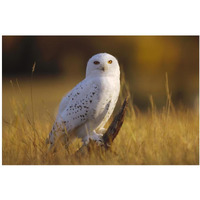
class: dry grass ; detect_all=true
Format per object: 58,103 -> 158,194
2,72 -> 199,165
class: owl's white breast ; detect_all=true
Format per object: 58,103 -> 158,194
89,75 -> 120,130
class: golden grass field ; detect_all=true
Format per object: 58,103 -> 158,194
2,73 -> 199,165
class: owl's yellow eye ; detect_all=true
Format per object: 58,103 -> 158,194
108,60 -> 112,64
94,61 -> 100,65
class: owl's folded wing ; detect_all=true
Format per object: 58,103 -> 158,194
55,79 -> 100,131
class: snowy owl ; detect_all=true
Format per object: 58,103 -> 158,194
48,53 -> 120,149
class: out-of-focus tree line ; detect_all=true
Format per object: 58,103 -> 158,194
2,36 -> 199,109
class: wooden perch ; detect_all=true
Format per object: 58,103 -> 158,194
103,96 -> 128,149
75,97 -> 128,155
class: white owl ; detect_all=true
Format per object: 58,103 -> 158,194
48,53 -> 120,149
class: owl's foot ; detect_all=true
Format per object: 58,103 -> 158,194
82,135 -> 90,145
89,132 -> 103,145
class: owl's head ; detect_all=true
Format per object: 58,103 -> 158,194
86,53 -> 120,78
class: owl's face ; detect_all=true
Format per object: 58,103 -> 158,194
86,53 -> 120,78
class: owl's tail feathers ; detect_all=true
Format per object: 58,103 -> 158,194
46,130 -> 69,152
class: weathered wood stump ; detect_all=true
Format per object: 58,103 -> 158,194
75,97 -> 128,156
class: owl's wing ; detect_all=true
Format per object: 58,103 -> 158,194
55,78 -> 102,132
58,90 -> 73,114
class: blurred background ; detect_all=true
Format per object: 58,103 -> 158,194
2,36 -> 199,116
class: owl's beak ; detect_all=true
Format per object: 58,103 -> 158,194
99,64 -> 107,71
